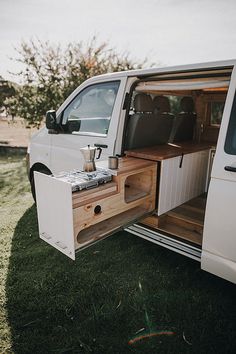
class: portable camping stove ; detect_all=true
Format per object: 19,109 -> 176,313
52,169 -> 112,192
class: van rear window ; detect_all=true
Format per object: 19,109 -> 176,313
225,92 -> 236,154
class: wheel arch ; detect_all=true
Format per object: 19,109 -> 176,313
30,163 -> 52,203
30,163 -> 52,181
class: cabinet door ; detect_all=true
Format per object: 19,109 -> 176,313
158,150 -> 209,215
35,172 -> 75,259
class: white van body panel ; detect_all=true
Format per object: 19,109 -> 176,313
210,66 -> 236,182
202,65 -> 236,282
29,127 -> 51,171
202,179 -> 236,283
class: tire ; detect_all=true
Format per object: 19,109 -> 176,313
30,167 -> 52,203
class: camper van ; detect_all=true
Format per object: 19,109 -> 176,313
29,60 -> 236,284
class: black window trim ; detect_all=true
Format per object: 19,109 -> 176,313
224,90 -> 236,155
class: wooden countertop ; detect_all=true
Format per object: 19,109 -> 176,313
97,156 -> 157,176
125,142 -> 213,161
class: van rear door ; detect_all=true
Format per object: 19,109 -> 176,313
202,65 -> 236,284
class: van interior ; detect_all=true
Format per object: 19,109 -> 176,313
123,66 -> 232,247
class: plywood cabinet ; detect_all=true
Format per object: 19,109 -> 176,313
158,149 -> 210,215
125,143 -> 211,216
35,157 -> 157,259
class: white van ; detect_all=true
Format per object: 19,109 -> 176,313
29,59 -> 236,284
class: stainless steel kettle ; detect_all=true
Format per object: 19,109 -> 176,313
80,145 -> 102,172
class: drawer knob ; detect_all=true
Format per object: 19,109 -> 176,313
94,205 -> 102,215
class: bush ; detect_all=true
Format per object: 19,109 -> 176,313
5,38 -> 145,126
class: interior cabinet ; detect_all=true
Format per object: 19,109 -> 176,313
158,149 -> 210,215
35,157 -> 157,259
125,142 -> 211,216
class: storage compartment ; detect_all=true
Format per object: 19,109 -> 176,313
35,157 -> 157,259
76,206 -> 147,247
124,170 -> 153,203
126,142 -> 211,214
158,149 -> 210,215
125,143 -> 212,246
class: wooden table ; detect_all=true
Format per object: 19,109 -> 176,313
97,156 -> 158,175
125,142 -> 213,161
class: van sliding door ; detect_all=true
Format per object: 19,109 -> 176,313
202,65 -> 236,284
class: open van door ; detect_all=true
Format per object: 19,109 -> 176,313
202,66 -> 236,284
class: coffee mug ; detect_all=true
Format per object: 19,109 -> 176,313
108,156 -> 119,169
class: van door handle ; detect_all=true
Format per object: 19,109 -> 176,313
94,143 -> 108,149
224,165 -> 236,172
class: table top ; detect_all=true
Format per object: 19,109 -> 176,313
125,142 -> 213,161
96,156 -> 157,176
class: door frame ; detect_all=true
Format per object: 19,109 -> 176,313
201,64 -> 236,283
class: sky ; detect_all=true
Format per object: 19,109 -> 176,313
1,0 -> 236,82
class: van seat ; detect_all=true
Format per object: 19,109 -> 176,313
171,97 -> 196,142
153,96 -> 174,144
125,93 -> 158,149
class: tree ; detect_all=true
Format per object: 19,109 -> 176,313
0,77 -> 16,115
8,38 -> 146,126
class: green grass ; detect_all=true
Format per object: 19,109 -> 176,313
0,155 -> 236,353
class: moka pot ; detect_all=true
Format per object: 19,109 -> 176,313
80,145 -> 102,172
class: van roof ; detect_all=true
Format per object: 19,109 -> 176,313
87,59 -> 236,83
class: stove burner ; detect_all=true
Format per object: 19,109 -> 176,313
52,168 -> 112,192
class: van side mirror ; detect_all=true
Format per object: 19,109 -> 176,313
46,110 -> 59,131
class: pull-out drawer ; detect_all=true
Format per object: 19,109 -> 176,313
35,157 -> 157,259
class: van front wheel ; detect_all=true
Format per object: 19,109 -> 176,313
30,166 -> 52,203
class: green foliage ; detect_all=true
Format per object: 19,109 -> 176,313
168,95 -> 183,116
5,38 -> 145,126
0,78 -> 16,114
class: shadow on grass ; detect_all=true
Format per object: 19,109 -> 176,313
6,205 -> 236,354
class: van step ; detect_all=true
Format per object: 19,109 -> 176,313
157,220 -> 203,246
140,194 -> 207,246
167,209 -> 204,227
166,197 -> 206,227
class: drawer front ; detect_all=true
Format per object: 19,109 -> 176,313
72,182 -> 117,208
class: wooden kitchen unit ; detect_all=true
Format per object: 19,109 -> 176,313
126,142 -> 211,215
35,157 -> 157,260
125,142 -> 212,245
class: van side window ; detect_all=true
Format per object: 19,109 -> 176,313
62,81 -> 120,136
225,92 -> 236,154
210,101 -> 225,126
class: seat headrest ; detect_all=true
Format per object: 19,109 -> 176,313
133,93 -> 153,113
153,96 -> 171,113
180,97 -> 195,112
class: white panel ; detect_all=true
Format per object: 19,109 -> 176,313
201,66 -> 236,283
202,178 -> 236,283
34,172 -> 75,260
201,251 -> 236,284
158,150 -> 210,215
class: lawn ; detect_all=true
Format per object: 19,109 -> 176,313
0,154 -> 236,354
